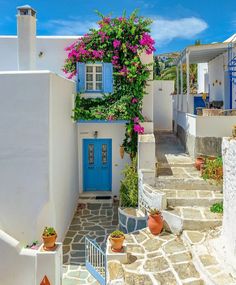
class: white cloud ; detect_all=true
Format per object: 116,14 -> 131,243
43,18 -> 98,36
151,17 -> 208,46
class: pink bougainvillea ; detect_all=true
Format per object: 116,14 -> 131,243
63,10 -> 155,157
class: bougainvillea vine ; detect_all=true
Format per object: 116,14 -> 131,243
63,10 -> 155,158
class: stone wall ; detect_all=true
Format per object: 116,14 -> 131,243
118,208 -> 147,234
177,125 -> 222,158
222,138 -> 236,268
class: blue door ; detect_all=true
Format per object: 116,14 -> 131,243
83,139 -> 112,191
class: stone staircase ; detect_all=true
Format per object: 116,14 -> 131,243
107,132 -> 230,285
144,132 -> 224,235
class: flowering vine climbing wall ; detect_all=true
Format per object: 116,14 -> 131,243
63,10 -> 155,157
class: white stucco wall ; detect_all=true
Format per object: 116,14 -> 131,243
153,80 -> 174,131
0,71 -> 77,243
77,123 -> 130,196
0,36 -> 79,76
222,138 -> 236,268
197,63 -> 208,93
49,73 -> 78,240
0,230 -> 62,285
140,52 -> 154,122
176,111 -> 236,138
208,54 -> 226,102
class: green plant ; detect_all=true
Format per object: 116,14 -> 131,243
63,10 -> 155,157
120,157 -> 138,207
110,230 -> 125,238
210,202 -> 223,213
42,227 -> 57,237
201,156 -> 223,184
148,208 -> 161,216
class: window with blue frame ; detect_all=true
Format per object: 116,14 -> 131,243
77,62 -> 113,93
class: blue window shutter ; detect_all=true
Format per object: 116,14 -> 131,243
76,62 -> 85,93
102,63 -> 113,93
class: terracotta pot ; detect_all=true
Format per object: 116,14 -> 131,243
195,157 -> 205,171
120,146 -> 125,159
148,214 -> 164,235
42,234 -> 57,250
110,235 -> 125,252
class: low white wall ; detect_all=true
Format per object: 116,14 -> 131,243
77,123 -> 130,196
196,116 -> 236,137
177,111 -> 236,138
0,71 -> 77,243
222,138 -> 236,268
0,230 -> 62,285
153,80 -> 174,131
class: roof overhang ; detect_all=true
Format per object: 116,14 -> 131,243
176,42 -> 230,65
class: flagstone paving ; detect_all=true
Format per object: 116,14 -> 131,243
62,201 -> 118,285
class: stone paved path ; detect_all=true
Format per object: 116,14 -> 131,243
108,228 -> 205,284
63,200 -> 118,285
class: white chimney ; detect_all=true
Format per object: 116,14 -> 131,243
17,5 -> 36,70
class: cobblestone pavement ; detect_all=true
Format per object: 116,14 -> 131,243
63,201 -> 118,285
108,228 -> 205,284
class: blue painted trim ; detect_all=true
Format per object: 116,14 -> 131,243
77,119 -> 129,124
86,262 -> 106,285
83,139 -> 112,192
83,90 -> 103,93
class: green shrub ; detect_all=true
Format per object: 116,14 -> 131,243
202,156 -> 223,184
120,157 -> 138,207
210,202 -> 223,213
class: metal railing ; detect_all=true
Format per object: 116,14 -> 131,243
85,237 -> 106,285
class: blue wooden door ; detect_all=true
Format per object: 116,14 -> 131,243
83,139 -> 112,191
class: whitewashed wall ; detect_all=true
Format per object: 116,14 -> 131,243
0,36 -> 79,76
49,73 -> 78,240
176,112 -> 236,138
208,54 -> 226,102
197,63 -> 208,93
140,52 -> 154,122
0,230 -> 62,285
153,80 -> 174,131
0,71 -> 77,243
222,138 -> 236,268
77,123 -> 130,196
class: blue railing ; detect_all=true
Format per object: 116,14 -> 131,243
85,237 -> 106,285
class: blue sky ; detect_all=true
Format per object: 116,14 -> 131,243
0,0 -> 236,54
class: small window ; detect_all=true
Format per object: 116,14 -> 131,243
85,64 -> 103,91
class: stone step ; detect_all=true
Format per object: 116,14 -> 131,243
163,206 -> 223,235
182,230 -> 236,285
78,193 -> 114,204
165,189 -> 223,207
155,178 -> 222,191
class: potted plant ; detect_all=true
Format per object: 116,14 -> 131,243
148,208 -> 163,235
42,227 -> 57,251
120,145 -> 125,159
109,230 -> 125,252
195,156 -> 205,171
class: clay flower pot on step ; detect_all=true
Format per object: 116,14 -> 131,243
42,227 -> 57,251
148,209 -> 164,235
195,157 -> 205,171
109,230 -> 125,252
